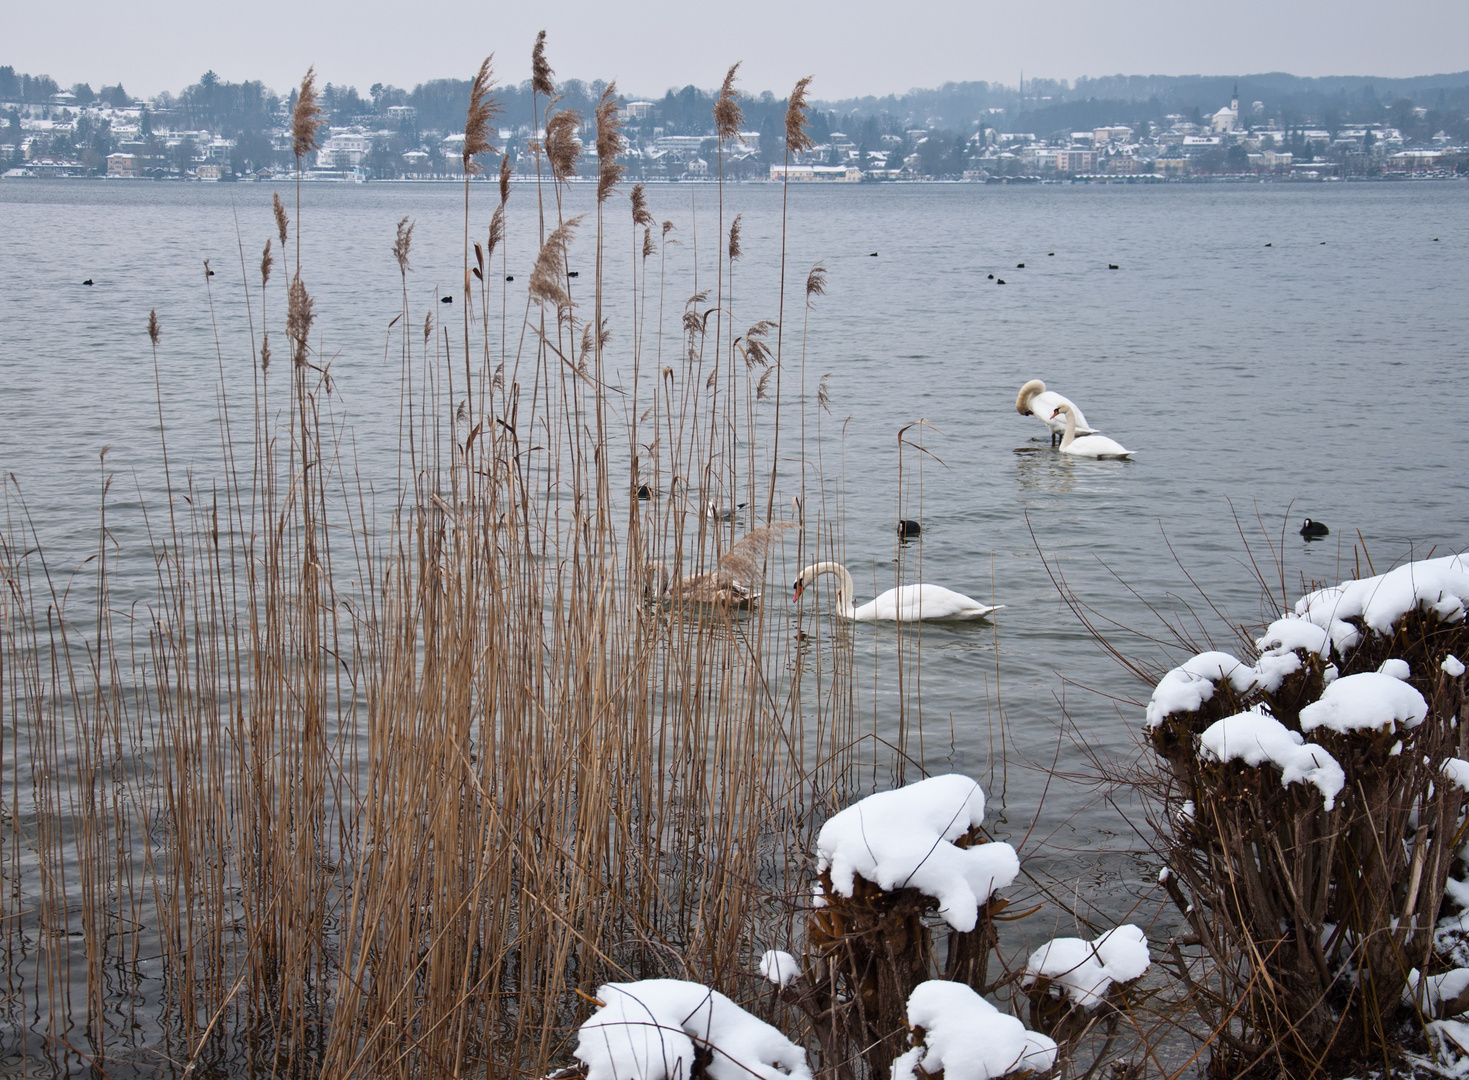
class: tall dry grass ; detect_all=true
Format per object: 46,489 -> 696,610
0,47 -> 862,1078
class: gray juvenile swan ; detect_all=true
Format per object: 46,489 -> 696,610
648,522 -> 797,609
792,562 -> 1002,622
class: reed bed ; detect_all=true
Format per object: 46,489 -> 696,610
0,49 -> 865,1078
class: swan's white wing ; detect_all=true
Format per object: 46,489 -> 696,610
1062,434 -> 1133,459
863,584 -> 1001,622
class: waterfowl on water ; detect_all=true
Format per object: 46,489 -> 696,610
441,295 -> 453,303
648,522 -> 797,609
1016,262 -> 1025,268
1016,379 -> 1096,447
703,500 -> 747,522
1050,403 -> 1133,459
1301,518 -> 1330,538
82,278 -> 93,285
792,561 -> 1002,622
1108,264 -> 1119,270
898,519 -> 922,540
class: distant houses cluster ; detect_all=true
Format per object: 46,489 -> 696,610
3,76 -> 1465,183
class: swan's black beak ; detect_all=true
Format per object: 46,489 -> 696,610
792,580 -> 804,603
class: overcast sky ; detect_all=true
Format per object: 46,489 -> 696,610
9,0 -> 1469,102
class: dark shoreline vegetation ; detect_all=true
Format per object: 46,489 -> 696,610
5,44 -> 1469,1080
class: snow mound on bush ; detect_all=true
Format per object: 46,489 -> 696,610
575,980 -> 810,1080
1297,553 -> 1469,636
1299,671 -> 1428,735
1022,924 -> 1150,1009
816,774 -> 1018,933
1199,708 -> 1345,810
892,980 -> 1057,1080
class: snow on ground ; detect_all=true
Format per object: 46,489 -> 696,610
1296,553 -> 1469,636
1022,925 -> 1150,1009
575,980 -> 810,1080
815,774 -> 1018,933
1298,671 -> 1428,735
891,980 -> 1057,1080
1198,708 -> 1346,809
1405,967 -> 1469,1014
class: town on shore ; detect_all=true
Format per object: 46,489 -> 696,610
4,64 -> 1467,183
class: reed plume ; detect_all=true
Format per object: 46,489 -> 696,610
292,67 -> 323,160
728,214 -> 743,262
531,29 -> 554,97
272,191 -> 288,243
393,216 -> 414,275
487,205 -> 505,262
595,83 -> 624,203
544,105 -> 581,183
642,226 -> 655,260
260,333 -> 271,372
462,55 -> 500,174
261,238 -> 273,286
714,62 -> 743,142
785,76 -> 815,154
805,263 -> 827,304
631,183 -> 652,228
147,308 -> 160,347
288,274 -> 315,366
499,152 -> 513,203
528,214 -> 582,310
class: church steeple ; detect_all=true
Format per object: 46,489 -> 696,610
1232,81 -> 1239,113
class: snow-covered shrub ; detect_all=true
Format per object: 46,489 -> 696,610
574,980 -> 810,1080
892,980 -> 1057,1080
793,775 -> 1022,1075
1148,553 -> 1469,1077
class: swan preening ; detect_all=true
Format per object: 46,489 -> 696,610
647,523 -> 797,609
1016,380 -> 1096,447
792,562 -> 1002,623
1049,403 -> 1134,459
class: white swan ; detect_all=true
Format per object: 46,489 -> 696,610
1016,379 -> 1096,446
1050,402 -> 1134,459
793,562 -> 1002,622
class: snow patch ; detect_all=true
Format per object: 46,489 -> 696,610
575,980 -> 810,1080
1022,925 -> 1150,1010
1379,657 -> 1411,680
1146,651 -> 1257,727
815,774 -> 1019,933
1298,671 -> 1428,735
892,980 -> 1057,1080
1296,553 -> 1469,636
1447,655 -> 1467,678
1199,708 -> 1345,810
758,950 -> 799,989
1256,617 -> 1332,660
1445,760 -> 1469,793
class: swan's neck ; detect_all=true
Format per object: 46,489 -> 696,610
1058,405 -> 1077,449
803,561 -> 858,619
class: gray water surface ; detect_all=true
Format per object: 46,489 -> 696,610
4,176 -> 1468,909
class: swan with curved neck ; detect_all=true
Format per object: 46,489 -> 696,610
1016,379 -> 1096,446
1050,402 -> 1134,459
792,562 -> 1002,622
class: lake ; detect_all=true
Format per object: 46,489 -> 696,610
2,174 -> 1467,1069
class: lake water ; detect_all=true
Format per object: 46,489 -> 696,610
3,175 -> 1469,1039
